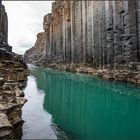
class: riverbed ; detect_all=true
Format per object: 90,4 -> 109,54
22,65 -> 140,139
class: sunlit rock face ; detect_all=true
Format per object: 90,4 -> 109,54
24,0 -> 140,83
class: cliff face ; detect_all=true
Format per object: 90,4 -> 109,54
24,32 -> 47,66
24,0 -> 140,84
0,1 -> 29,139
0,1 -> 8,43
0,1 -> 12,57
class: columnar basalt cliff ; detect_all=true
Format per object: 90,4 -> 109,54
0,1 -> 29,139
25,0 -> 140,84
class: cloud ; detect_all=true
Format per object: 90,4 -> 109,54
3,1 -> 52,54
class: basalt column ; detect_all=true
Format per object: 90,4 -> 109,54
113,1 -> 123,65
105,1 -> 114,67
62,1 -> 71,62
86,1 -> 94,65
93,1 -> 106,68
70,1 -> 75,63
113,0 -> 139,65
0,2 -> 8,43
72,1 -> 83,63
115,0 -> 137,63
137,0 -> 140,61
51,2 -> 63,61
81,1 -> 87,64
43,13 -> 52,58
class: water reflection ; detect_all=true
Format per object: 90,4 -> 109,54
31,67 -> 140,140
22,75 -> 57,139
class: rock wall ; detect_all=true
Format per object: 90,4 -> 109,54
0,0 -> 12,56
24,0 -> 140,84
0,0 -> 8,43
0,1 -> 29,139
0,60 -> 28,139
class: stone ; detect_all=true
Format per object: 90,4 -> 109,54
15,97 -> 27,106
7,107 -> 23,126
114,71 -> 128,81
13,87 -> 24,97
0,113 -> 12,138
136,64 -> 140,71
0,78 -> 4,87
129,62 -> 140,71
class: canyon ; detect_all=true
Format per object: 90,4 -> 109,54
25,0 -> 140,84
0,0 -> 140,139
0,1 -> 29,138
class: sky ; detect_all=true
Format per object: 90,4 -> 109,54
3,1 -> 53,54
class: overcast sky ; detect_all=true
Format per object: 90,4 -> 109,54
3,1 -> 52,54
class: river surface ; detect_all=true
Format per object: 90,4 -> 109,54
22,65 -> 140,139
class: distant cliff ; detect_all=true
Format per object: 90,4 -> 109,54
24,1 -> 140,84
24,32 -> 47,66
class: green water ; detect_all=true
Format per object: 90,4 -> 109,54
30,66 -> 140,140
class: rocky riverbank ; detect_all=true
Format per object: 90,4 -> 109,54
0,1 -> 29,138
0,59 -> 29,139
46,62 -> 140,85
0,62 -> 29,138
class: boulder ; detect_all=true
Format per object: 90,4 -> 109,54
0,113 -> 12,138
13,87 -> 24,97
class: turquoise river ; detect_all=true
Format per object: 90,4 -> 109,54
22,65 -> 140,140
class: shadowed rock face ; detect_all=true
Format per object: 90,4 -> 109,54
0,1 -> 8,43
24,0 -> 140,83
0,1 -> 10,66
0,1 -> 12,58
